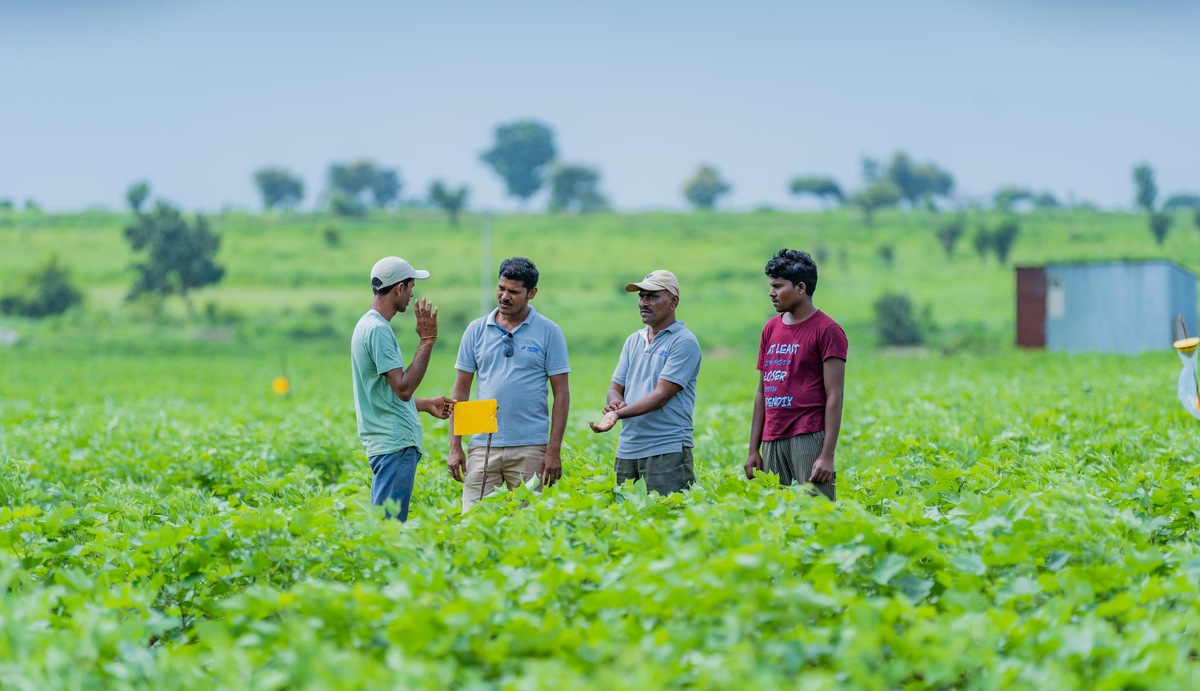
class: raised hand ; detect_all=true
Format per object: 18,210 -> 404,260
413,297 -> 439,341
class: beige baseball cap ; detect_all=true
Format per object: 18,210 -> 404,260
625,269 -> 680,297
371,256 -> 430,289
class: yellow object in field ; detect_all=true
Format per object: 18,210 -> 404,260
454,399 -> 498,436
272,377 -> 290,395
1174,337 -> 1200,354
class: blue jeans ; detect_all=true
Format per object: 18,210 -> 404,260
368,447 -> 421,521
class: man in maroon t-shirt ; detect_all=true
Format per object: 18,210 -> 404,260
745,249 -> 847,500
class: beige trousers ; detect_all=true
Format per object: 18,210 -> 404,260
462,443 -> 547,512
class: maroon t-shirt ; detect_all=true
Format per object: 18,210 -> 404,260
756,310 -> 848,440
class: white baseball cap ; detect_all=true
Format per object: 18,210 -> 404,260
371,256 -> 430,289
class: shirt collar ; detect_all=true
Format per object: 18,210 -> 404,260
486,305 -> 538,333
641,319 -> 684,343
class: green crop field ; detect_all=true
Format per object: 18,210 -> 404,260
3,208 -> 1200,688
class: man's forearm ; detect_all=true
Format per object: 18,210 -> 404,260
397,338 -> 436,399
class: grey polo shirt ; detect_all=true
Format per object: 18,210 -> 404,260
455,305 -> 571,447
611,320 -> 701,458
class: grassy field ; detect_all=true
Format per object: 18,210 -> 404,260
2,208 -> 1200,688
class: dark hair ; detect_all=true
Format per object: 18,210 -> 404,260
764,249 -> 818,295
372,278 -> 411,295
498,256 -> 539,290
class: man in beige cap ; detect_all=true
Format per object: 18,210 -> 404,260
589,269 -> 702,495
351,256 -> 455,521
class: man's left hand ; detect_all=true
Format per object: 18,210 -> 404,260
539,448 -> 563,487
808,456 -> 834,484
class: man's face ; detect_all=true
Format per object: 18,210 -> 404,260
638,289 -> 676,327
769,278 -> 805,313
496,277 -> 535,318
394,281 -> 413,312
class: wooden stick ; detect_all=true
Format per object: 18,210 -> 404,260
1181,314 -> 1190,340
478,432 -> 492,503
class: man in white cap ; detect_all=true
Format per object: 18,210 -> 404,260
351,256 -> 455,521
589,269 -> 702,495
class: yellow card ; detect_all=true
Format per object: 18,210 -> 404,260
453,399 -> 498,436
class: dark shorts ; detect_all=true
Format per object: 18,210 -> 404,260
762,431 -> 836,501
615,446 -> 695,496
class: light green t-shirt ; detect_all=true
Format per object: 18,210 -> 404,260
351,309 -> 422,456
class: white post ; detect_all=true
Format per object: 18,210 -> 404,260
481,214 -> 493,317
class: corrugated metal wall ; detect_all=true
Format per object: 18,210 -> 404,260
1043,262 -> 1197,354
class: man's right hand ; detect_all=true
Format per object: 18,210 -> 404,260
447,444 -> 466,483
413,297 -> 438,341
744,450 -> 764,479
602,400 -> 626,414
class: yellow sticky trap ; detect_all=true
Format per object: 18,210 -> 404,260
272,377 -> 290,395
454,399 -> 498,436
1175,337 -> 1199,354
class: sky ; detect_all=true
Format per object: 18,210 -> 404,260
1,0 -> 1196,213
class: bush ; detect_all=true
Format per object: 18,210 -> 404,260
0,255 -> 83,318
873,292 -> 925,346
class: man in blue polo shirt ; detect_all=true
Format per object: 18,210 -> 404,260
448,257 -> 571,511
590,269 -> 702,495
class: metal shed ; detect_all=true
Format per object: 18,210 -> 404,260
1016,260 -> 1198,354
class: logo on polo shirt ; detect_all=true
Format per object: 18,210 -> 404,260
520,345 -> 541,354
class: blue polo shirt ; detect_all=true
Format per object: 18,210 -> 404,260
455,305 -> 571,447
611,321 -> 701,458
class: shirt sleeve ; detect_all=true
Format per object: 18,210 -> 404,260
820,321 -> 849,362
756,320 -> 771,372
659,334 -> 702,387
370,323 -> 404,375
455,321 -> 479,373
611,336 -> 632,386
545,324 -> 571,376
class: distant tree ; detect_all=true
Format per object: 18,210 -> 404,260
369,168 -> 401,208
1033,192 -> 1060,210
873,292 -> 924,346
1133,164 -> 1157,213
1194,208 -> 1200,233
0,199 -> 12,210
327,160 -> 399,208
252,168 -> 304,211
683,164 -> 731,210
0,255 -> 83,318
1149,212 -> 1173,246
126,181 -> 151,214
885,152 -> 954,209
994,186 -> 1033,212
992,220 -> 1019,264
429,180 -> 469,225
860,156 -> 881,184
936,219 -> 965,258
328,191 -> 367,219
24,198 -> 41,213
788,176 -> 844,207
548,164 -> 610,213
1163,193 -> 1200,212
877,244 -> 895,269
851,180 -> 901,224
124,201 -> 225,313
480,120 -> 557,207
972,227 -> 992,262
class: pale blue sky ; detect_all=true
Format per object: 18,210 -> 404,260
1,0 -> 1196,212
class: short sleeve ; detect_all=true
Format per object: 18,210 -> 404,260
659,335 -> 702,387
545,324 -> 571,376
455,321 -> 479,373
820,321 -> 849,362
611,336 -> 632,386
370,323 -> 404,375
